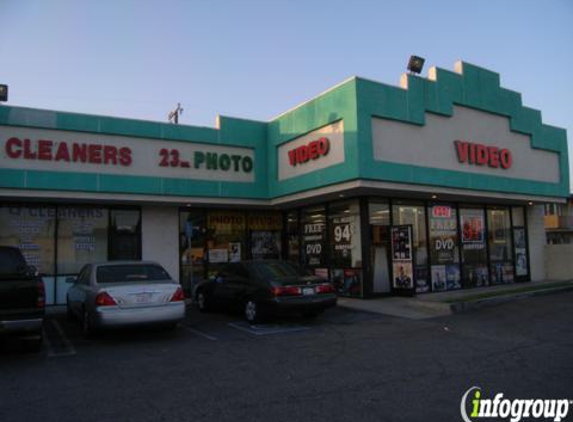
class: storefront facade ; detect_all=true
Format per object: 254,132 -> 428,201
0,61 -> 569,303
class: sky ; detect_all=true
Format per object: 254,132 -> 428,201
1,0 -> 572,189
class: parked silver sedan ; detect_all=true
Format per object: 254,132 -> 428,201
66,261 -> 186,335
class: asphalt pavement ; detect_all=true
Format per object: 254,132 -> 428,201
1,292 -> 572,422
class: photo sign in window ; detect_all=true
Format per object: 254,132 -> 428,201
428,205 -> 461,292
391,225 -> 414,291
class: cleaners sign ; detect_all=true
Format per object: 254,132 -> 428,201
0,126 -> 255,183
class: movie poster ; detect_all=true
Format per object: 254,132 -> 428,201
391,225 -> 415,291
461,210 -> 485,244
431,265 -> 447,292
392,226 -> 412,261
513,227 -> 528,277
392,263 -> 414,289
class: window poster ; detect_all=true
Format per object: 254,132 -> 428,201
392,226 -> 412,261
431,265 -> 447,292
514,227 -> 528,277
302,221 -> 325,266
461,210 -> 485,244
391,225 -> 414,290
250,231 -> 280,260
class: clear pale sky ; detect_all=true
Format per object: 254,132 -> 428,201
1,0 -> 572,190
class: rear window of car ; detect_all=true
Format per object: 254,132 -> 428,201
0,247 -> 28,278
96,264 -> 171,284
253,261 -> 310,279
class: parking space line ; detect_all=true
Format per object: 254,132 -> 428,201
45,319 -> 76,358
228,322 -> 310,336
184,326 -> 218,341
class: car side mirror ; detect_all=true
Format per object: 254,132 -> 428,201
65,276 -> 77,284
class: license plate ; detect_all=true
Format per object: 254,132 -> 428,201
302,287 -> 315,296
135,292 -> 152,303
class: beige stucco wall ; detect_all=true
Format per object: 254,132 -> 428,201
545,244 -> 573,280
141,205 -> 179,282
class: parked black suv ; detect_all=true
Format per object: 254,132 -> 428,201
0,246 -> 45,352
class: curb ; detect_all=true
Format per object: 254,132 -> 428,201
448,284 -> 573,313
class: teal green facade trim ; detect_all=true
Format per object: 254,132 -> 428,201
0,62 -> 569,201
351,62 -> 569,199
0,107 -> 269,199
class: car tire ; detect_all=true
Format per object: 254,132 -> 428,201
244,299 -> 260,324
196,290 -> 211,313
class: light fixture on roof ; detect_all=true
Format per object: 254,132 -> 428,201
0,84 -> 8,102
407,56 -> 425,75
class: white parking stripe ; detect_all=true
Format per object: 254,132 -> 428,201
46,319 -> 76,357
184,326 -> 218,341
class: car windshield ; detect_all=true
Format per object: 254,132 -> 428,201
96,264 -> 171,283
253,261 -> 311,279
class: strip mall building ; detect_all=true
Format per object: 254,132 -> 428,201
0,62 -> 569,304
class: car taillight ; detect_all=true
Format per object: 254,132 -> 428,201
95,291 -> 117,306
170,286 -> 185,302
272,286 -> 302,297
37,282 -> 45,309
316,283 -> 334,294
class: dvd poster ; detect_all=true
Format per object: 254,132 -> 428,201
514,227 -> 528,276
431,265 -> 447,292
464,265 -> 489,287
392,263 -> 414,289
445,264 -> 461,290
392,226 -> 412,261
461,210 -> 485,244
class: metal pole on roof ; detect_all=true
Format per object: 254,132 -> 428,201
168,102 -> 183,124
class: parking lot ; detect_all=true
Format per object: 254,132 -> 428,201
1,292 -> 573,422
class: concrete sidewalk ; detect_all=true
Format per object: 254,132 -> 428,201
338,279 -> 573,320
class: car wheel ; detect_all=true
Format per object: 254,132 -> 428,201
196,290 -> 211,313
244,299 -> 260,324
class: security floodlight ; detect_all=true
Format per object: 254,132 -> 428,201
0,85 -> 7,102
407,56 -> 425,74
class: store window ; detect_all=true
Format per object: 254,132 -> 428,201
57,207 -> 108,274
206,210 -> 246,278
286,211 -> 300,264
300,205 -> 327,276
329,200 -> 362,297
428,204 -> 460,292
248,211 -> 282,260
487,207 -> 514,284
392,202 -> 429,293
459,207 -> 489,288
109,209 -> 141,261
0,206 -> 57,304
55,207 -> 109,303
180,209 -> 207,295
369,200 -> 391,294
